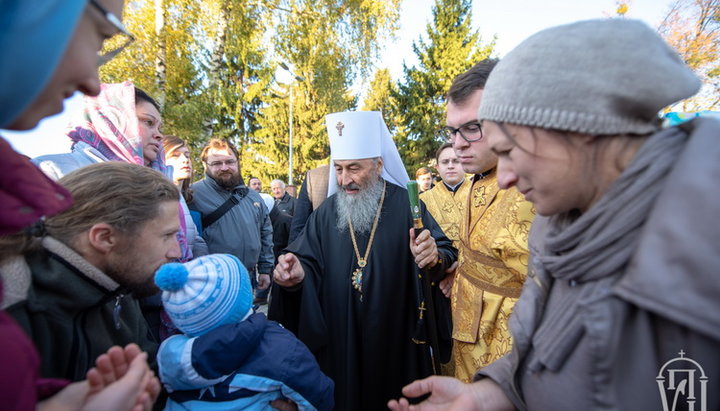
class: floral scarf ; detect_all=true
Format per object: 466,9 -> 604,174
66,82 -> 190,261
67,82 -> 168,174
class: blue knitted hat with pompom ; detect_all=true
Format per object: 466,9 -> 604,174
155,254 -> 253,337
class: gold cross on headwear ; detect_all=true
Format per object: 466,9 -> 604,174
336,121 -> 345,136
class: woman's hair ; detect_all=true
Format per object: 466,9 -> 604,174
163,134 -> 194,203
134,87 -> 160,111
0,162 -> 178,261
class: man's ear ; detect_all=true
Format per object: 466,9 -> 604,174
86,223 -> 119,254
376,157 -> 384,173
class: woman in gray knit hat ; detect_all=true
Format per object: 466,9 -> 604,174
389,18 -> 719,411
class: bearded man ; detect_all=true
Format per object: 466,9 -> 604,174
1,162 -> 180,381
190,138 -> 273,292
271,111 -> 457,411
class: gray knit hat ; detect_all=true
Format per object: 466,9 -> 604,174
478,19 -> 701,135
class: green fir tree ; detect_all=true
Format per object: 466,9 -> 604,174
393,0 -> 494,173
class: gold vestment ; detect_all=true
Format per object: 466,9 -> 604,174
452,171 -> 534,382
420,179 -> 471,250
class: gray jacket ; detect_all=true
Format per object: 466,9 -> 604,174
191,177 -> 274,274
477,119 -> 720,410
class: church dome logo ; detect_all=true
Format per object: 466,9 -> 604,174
657,350 -> 708,411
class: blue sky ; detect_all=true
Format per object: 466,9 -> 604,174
4,0 -> 669,158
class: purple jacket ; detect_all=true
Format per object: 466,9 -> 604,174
0,138 -> 72,236
0,139 -> 74,409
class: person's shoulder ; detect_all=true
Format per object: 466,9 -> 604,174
32,152 -> 73,164
308,193 -> 337,221
498,187 -> 535,223
32,152 -> 86,179
245,189 -> 263,202
190,178 -> 211,193
420,183 -> 443,198
0,255 -> 33,309
385,181 -> 409,203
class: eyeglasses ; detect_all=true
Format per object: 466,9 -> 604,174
439,122 -> 483,144
89,0 -> 136,66
206,159 -> 238,168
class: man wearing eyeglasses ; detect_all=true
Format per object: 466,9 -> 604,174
190,138 -> 273,294
439,60 -> 535,382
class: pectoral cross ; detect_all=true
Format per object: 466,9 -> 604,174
336,121 -> 345,136
418,301 -> 426,320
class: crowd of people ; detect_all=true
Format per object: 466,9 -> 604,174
1,1 -> 718,410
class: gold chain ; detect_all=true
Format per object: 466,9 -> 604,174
348,181 -> 386,293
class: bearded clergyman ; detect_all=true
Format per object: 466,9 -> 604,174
271,111 -> 458,411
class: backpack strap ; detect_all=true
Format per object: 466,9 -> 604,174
201,188 -> 248,228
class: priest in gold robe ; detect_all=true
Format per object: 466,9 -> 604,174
420,142 -> 471,250
420,142 -> 471,376
440,60 -> 535,382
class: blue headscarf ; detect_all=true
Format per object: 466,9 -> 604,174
0,0 -> 87,127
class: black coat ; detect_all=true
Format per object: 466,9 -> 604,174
269,206 -> 292,261
269,182 -> 456,411
275,192 -> 296,216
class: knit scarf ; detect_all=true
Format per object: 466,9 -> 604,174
519,124 -> 690,373
540,126 -> 688,282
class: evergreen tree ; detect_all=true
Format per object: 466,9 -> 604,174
393,0 -> 494,173
362,68 -> 398,133
245,0 -> 400,186
100,0 -> 400,186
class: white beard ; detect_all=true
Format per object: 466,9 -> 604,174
335,176 -> 384,234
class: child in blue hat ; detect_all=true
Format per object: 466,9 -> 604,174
155,253 -> 334,410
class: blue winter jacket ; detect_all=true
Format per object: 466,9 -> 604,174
158,313 -> 334,410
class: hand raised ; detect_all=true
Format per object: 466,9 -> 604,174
273,253 -> 305,287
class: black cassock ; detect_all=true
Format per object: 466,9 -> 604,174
269,182 -> 457,411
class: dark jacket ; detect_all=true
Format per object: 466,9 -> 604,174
2,237 -> 158,381
275,192 -> 296,217
269,206 -> 292,261
477,119 -> 720,411
191,177 -> 274,275
158,313 -> 334,410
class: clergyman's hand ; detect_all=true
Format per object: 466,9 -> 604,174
273,253 -> 305,287
409,228 -> 439,269
439,261 -> 457,298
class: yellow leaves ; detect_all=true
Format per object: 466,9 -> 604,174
616,3 -> 629,16
658,0 -> 720,110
